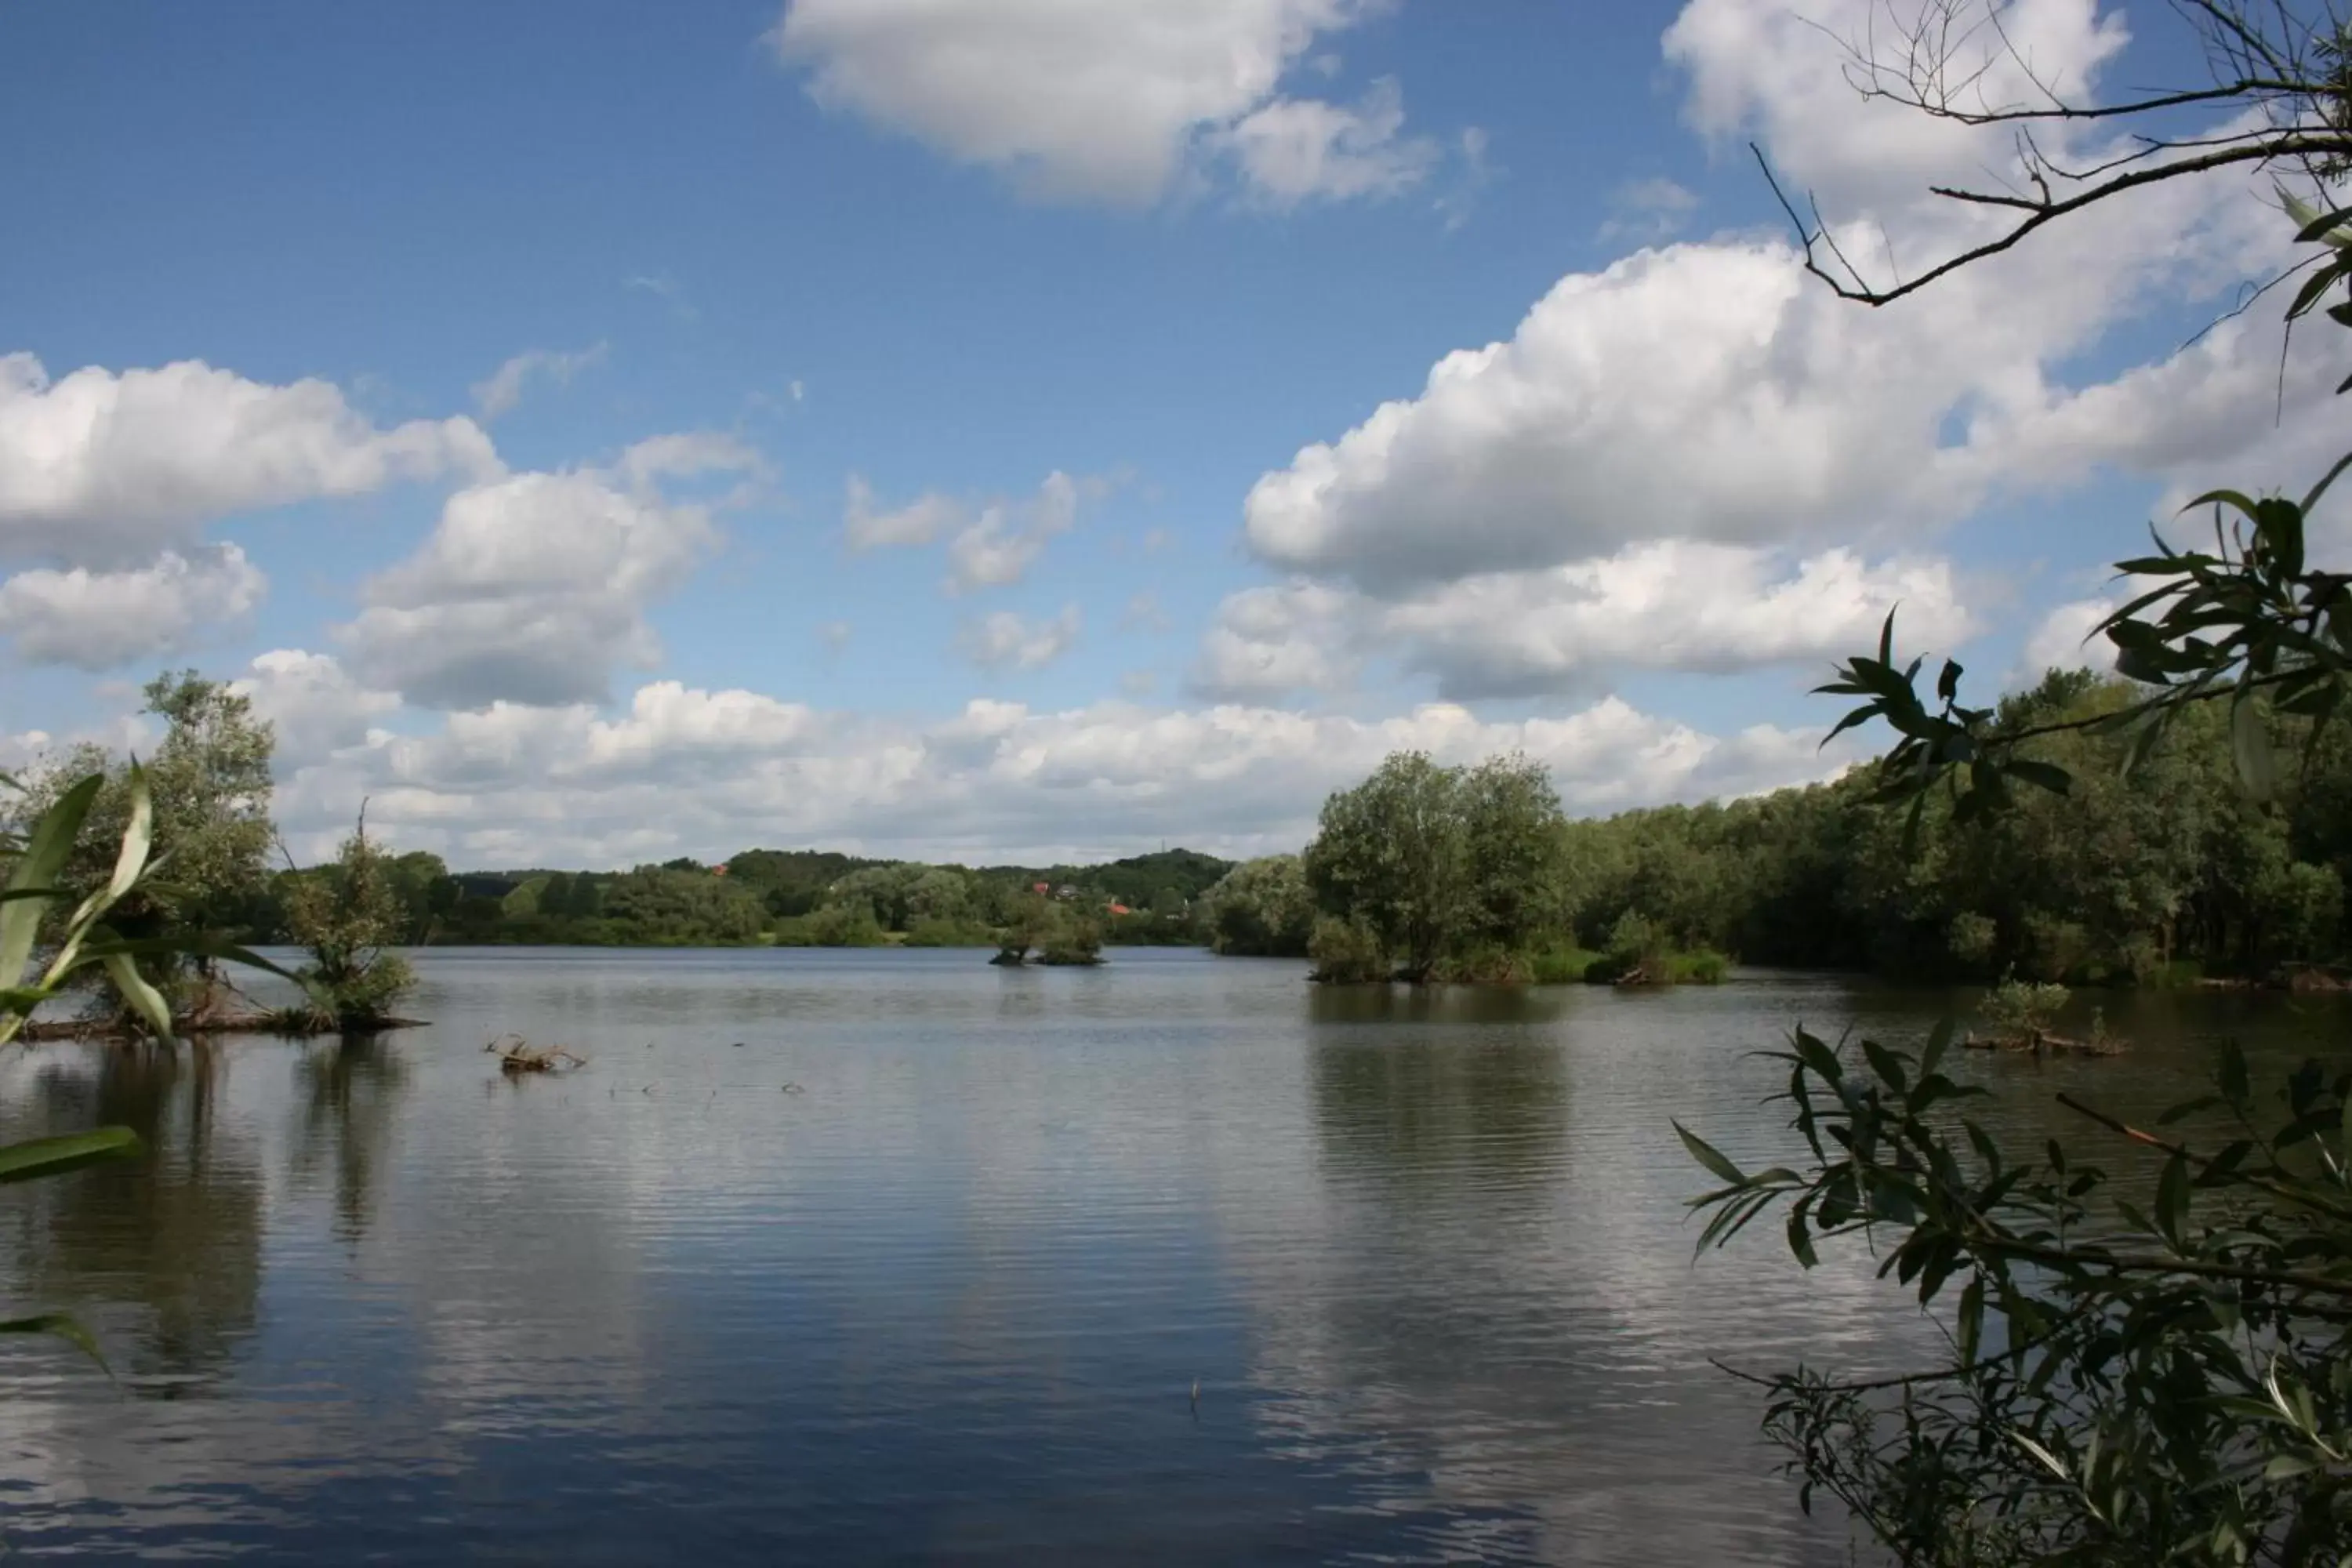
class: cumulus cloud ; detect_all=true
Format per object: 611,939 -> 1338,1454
946,470 -> 1098,593
843,474 -> 966,550
1194,544 -> 1975,700
252,679 -> 1856,866
1220,78 -> 1438,207
1222,0 -> 2319,713
0,544 -> 266,670
1382,545 -> 1974,698
1666,0 -> 2128,217
470,343 -> 608,419
1192,581 -> 1362,698
230,650 -> 402,770
2015,597 -> 2121,687
960,604 -> 1083,670
0,353 -> 495,567
769,0 -> 1447,207
336,434 -> 764,710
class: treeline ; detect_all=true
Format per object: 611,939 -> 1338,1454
242,846 -> 1234,949
1196,751 -> 1722,985
1201,671 -> 2352,985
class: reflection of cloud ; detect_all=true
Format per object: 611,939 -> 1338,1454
0,957 -> 1945,1562
1197,982 -> 1926,1563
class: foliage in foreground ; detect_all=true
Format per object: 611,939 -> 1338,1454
0,767 -> 280,1367
1683,1027 -> 2352,1563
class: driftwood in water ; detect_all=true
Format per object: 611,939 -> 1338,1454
1963,1028 -> 2125,1058
16,1009 -> 423,1042
485,1033 -> 588,1074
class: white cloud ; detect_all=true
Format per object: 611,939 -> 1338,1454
230,650 -> 402,771
769,0 -> 1446,207
0,545 -> 265,670
1665,0 -> 2129,219
1381,544 -> 1975,698
1192,580 -> 1361,698
843,474 -> 966,550
0,354 -> 495,567
1221,78 -> 1436,206
1596,176 -> 1698,243
255,679 -> 1856,866
1239,0 -> 2303,612
336,434 -> 763,710
2015,597 -> 2120,686
946,470 -> 1094,593
1193,544 -> 1974,699
470,343 -> 608,419
960,604 -> 1083,670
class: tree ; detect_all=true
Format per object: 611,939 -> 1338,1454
1303,750 -> 1566,981
598,866 -> 764,945
1759,1 -> 2352,310
1680,10 -> 2352,1553
1203,855 -> 1316,956
21,671 -> 275,939
281,815 -> 418,1031
1305,752 -> 1471,982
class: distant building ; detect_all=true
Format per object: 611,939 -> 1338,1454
1107,902 -> 1131,916
1033,881 -> 1051,896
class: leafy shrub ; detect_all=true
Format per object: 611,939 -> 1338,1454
1307,915 -> 1387,984
1980,975 -> 2070,1041
1035,903 -> 1103,966
1668,948 -> 1730,984
1526,940 -> 1603,985
283,817 -> 416,1030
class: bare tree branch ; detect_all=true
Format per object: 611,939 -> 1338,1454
1756,131 -> 2352,307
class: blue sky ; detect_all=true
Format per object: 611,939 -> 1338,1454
0,1 -> 2338,866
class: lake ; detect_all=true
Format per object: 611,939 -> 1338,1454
0,948 -> 2343,1564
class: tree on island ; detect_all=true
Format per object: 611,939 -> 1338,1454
279,812 -> 419,1032
1302,751 -> 1568,982
15,672 -> 275,1026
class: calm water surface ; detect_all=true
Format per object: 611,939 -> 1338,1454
1,948 -> 2345,1564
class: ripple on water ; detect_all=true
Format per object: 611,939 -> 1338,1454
2,947 -> 2342,1563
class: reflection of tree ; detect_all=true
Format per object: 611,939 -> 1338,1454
292,1037 -> 410,1244
1308,993 -> 1570,1195
17,1043 -> 265,1388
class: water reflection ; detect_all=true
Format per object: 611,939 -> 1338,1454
9,953 -> 2331,1563
14,1043 -> 263,1389
1311,1020 -> 1568,1192
290,1036 -> 411,1244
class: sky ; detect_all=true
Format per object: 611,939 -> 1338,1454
0,0 -> 2343,869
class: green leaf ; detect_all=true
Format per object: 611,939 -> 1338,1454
1675,1121 -> 1748,1186
100,761 -> 155,910
2230,693 -> 2276,800
2004,759 -> 2073,796
100,951 -> 174,1041
1919,1016 -> 1955,1080
0,1312 -> 111,1374
0,1127 -> 144,1185
1957,1276 -> 1984,1363
0,773 -> 101,989
2156,1152 -> 2189,1248
76,935 -> 301,982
